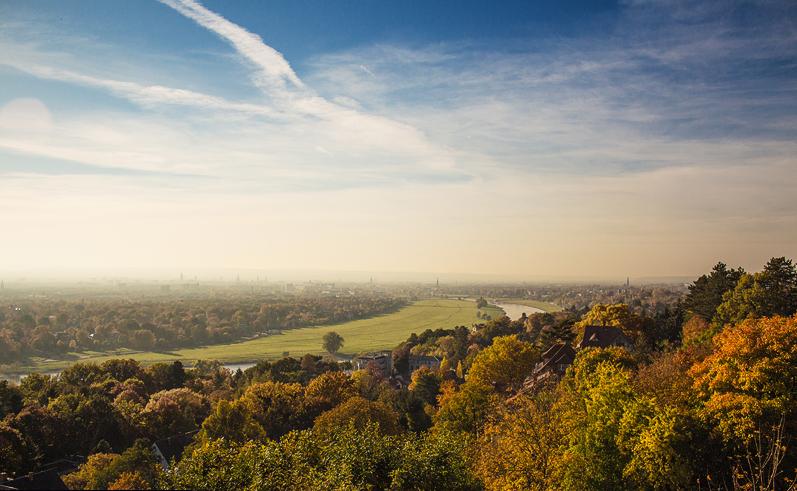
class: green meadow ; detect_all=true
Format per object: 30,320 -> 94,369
15,299 -> 503,374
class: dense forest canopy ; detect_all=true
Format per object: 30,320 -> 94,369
0,257 -> 795,489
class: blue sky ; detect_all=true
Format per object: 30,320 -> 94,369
0,0 -> 795,278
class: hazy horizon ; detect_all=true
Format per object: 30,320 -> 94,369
0,266 -> 697,285
1,0 -> 795,278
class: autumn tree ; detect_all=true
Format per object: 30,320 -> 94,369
691,314 -> 797,446
239,381 -> 307,439
198,399 -> 266,444
466,335 -> 538,392
476,391 -> 565,490
314,396 -> 401,436
409,366 -> 442,406
141,388 -> 210,439
434,380 -> 497,434
303,370 -> 357,416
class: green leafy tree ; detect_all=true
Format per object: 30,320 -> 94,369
684,262 -> 745,320
715,257 -> 797,326
322,331 -> 344,355
391,429 -> 480,490
0,380 -> 22,419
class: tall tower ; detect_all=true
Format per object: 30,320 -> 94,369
626,277 -> 630,288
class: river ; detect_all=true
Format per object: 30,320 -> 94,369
493,301 -> 544,320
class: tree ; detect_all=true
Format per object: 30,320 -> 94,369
715,257 -> 797,326
304,371 -> 357,416
690,314 -> 797,487
141,388 -> 210,439
165,439 -> 303,490
63,439 -> 162,490
681,315 -> 711,345
758,257 -> 797,315
131,329 -> 156,350
391,429 -> 480,490
409,366 -> 442,406
146,361 -> 186,392
466,335 -> 538,392
314,396 -> 401,436
0,381 -> 22,419
476,391 -> 565,490
684,262 -> 745,320
239,381 -> 306,439
198,400 -> 265,444
322,331 -> 344,355
691,314 -> 797,443
434,381 -> 497,434
108,471 -> 150,490
0,422 -> 35,476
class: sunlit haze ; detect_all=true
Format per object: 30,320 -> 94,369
1,0 -> 795,280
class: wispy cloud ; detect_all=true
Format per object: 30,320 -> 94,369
0,0 -> 795,275
157,0 -> 305,95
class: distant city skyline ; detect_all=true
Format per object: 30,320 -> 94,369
1,0 -> 795,277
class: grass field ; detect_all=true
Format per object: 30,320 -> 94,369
497,298 -> 562,313
13,299 -> 503,374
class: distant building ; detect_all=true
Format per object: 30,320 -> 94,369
578,326 -> 633,350
408,354 -> 441,373
353,351 -> 393,374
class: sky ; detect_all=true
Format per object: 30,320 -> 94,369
0,0 -> 796,281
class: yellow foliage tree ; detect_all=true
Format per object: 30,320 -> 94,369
690,314 -> 797,442
466,335 -> 538,392
476,392 -> 565,490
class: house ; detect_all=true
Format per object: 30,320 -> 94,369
152,431 -> 198,470
512,328 -> 633,402
578,326 -> 633,350
0,457 -> 83,491
408,355 -> 441,373
0,471 -> 68,490
353,351 -> 393,374
531,343 -> 576,384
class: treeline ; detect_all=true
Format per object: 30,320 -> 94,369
1,257 -> 795,489
0,294 -> 405,361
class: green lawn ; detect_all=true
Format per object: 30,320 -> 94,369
497,298 -> 562,313
16,299 -> 502,374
